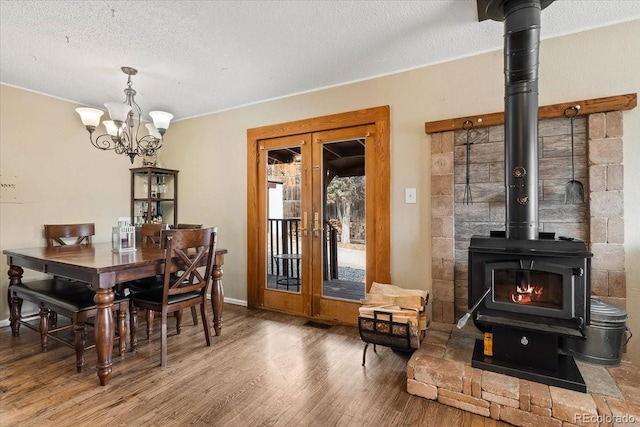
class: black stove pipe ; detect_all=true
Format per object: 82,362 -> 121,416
486,0 -> 553,240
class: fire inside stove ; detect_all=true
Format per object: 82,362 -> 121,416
493,269 -> 563,310
511,283 -> 542,304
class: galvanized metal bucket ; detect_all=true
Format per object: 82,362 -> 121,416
563,297 -> 632,366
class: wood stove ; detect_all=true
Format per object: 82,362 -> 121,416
468,232 -> 592,391
465,0 -> 593,392
470,233 -> 591,332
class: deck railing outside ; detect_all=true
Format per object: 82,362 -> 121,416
268,218 -> 338,280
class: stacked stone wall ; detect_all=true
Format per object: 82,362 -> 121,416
429,113 -> 626,323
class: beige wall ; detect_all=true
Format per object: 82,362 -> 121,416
0,87 -> 133,267
1,20 -> 638,363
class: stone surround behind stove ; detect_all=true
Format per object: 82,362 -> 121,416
407,323 -> 640,427
429,109 -> 627,325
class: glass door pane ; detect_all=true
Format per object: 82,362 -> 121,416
321,139 -> 366,302
266,146 -> 302,294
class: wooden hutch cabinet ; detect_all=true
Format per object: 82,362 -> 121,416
130,167 -> 178,227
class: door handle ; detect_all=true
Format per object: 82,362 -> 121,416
313,212 -> 321,236
300,212 -> 308,236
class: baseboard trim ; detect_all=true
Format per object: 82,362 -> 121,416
224,297 -> 247,307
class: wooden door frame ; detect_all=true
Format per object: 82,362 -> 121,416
246,106 -> 391,316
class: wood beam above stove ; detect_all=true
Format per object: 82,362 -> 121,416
424,92 -> 637,134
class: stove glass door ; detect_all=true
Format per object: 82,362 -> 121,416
493,269 -> 563,310
484,259 -> 574,319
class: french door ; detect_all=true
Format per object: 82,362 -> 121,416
247,107 -> 390,325
258,133 -> 311,316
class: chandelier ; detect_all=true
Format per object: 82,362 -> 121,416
75,66 -> 173,164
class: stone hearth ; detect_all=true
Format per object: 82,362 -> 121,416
407,323 -> 640,426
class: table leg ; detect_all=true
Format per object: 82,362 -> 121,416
7,265 -> 24,336
210,257 -> 224,336
94,288 -> 114,386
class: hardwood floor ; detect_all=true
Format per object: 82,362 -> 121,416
0,304 -> 510,426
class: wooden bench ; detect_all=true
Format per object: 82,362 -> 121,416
10,278 -> 129,373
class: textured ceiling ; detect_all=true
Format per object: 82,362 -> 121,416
1,0 -> 639,122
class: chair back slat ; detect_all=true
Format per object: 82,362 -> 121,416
44,223 -> 95,247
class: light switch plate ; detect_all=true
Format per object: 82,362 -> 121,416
405,188 -> 416,204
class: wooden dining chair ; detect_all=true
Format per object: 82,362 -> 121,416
140,223 -> 165,247
123,222 -> 165,331
9,223 -> 129,373
124,223 -> 166,295
128,222 -> 201,331
165,224 -> 202,324
44,223 -> 94,247
129,227 -> 217,367
41,222 -> 95,326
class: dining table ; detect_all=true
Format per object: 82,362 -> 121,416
4,241 -> 228,386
